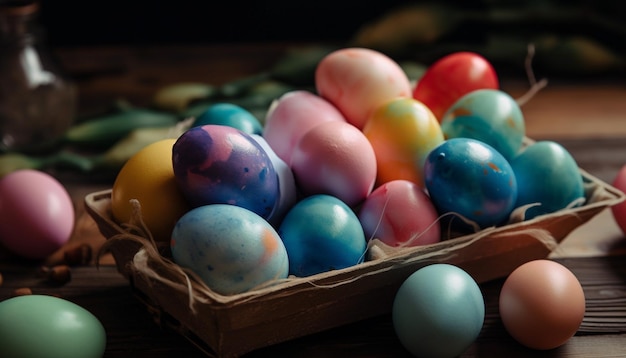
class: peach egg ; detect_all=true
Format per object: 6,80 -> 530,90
315,47 -> 412,129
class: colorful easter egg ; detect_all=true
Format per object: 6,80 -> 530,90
263,90 -> 347,164
290,121 -> 377,207
172,125 -> 279,220
358,180 -> 441,247
171,204 -> 289,295
278,194 -> 367,277
363,97 -> 444,187
315,47 -> 412,129
510,141 -> 584,220
424,138 -> 518,229
441,89 -> 525,160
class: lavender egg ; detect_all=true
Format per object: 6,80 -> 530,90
172,124 -> 280,220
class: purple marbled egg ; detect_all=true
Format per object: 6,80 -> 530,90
172,124 -> 279,220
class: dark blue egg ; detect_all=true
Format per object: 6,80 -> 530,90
278,194 -> 367,277
510,141 -> 585,220
172,125 -> 279,220
193,103 -> 263,135
424,138 -> 518,229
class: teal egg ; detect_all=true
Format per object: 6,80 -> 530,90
171,204 -> 289,295
278,194 -> 367,277
392,264 -> 485,358
192,103 -> 263,135
441,89 -> 525,160
510,141 -> 585,220
0,295 -> 106,358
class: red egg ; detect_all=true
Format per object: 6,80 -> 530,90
611,164 -> 626,234
290,121 -> 377,207
263,90 -> 346,164
413,51 -> 499,122
315,47 -> 412,129
358,180 -> 441,247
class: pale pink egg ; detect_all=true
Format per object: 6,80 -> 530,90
315,47 -> 412,129
263,90 -> 347,164
290,121 -> 377,207
358,180 -> 441,247
0,169 -> 75,259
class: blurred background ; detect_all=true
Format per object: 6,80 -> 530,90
36,0 -> 626,78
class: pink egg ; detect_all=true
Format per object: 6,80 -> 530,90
0,169 -> 75,259
358,180 -> 441,247
290,121 -> 377,207
315,47 -> 412,129
263,90 -> 347,164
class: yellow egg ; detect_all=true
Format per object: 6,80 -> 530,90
363,97 -> 444,188
111,138 -> 190,243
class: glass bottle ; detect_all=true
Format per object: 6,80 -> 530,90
0,0 -> 76,153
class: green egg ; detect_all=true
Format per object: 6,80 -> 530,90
0,295 -> 106,358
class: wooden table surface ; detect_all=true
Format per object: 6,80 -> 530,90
1,43 -> 626,357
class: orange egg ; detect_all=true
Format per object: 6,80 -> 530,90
111,138 -> 190,244
499,260 -> 586,350
363,97 -> 444,187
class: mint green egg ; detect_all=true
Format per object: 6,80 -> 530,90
0,295 -> 106,358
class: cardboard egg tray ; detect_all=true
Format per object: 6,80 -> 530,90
85,154 -> 625,358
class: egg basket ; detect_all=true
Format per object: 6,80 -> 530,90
84,148 -> 625,358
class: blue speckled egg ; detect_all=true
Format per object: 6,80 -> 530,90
172,124 -> 280,220
424,138 -> 518,229
192,103 -> 263,135
510,141 -> 585,220
278,194 -> 367,277
441,89 -> 525,160
171,204 -> 289,295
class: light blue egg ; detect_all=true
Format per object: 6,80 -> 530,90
423,138 -> 518,229
192,103 -> 263,135
441,89 -> 525,160
0,295 -> 106,358
510,141 -> 585,220
392,264 -> 485,358
278,194 -> 367,277
250,134 -> 297,227
171,204 -> 289,295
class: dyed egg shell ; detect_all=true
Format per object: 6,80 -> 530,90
315,47 -> 412,129
192,102 -> 263,135
290,121 -> 377,207
392,264 -> 485,358
171,204 -> 289,295
510,141 -> 584,220
278,194 -> 367,277
111,139 -> 190,244
0,169 -> 74,259
499,260 -> 585,350
358,180 -> 441,247
424,138 -> 518,229
363,97 -> 444,187
263,90 -> 347,164
0,295 -> 106,358
413,51 -> 499,121
250,134 -> 297,227
441,89 -> 525,160
172,125 -> 279,220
